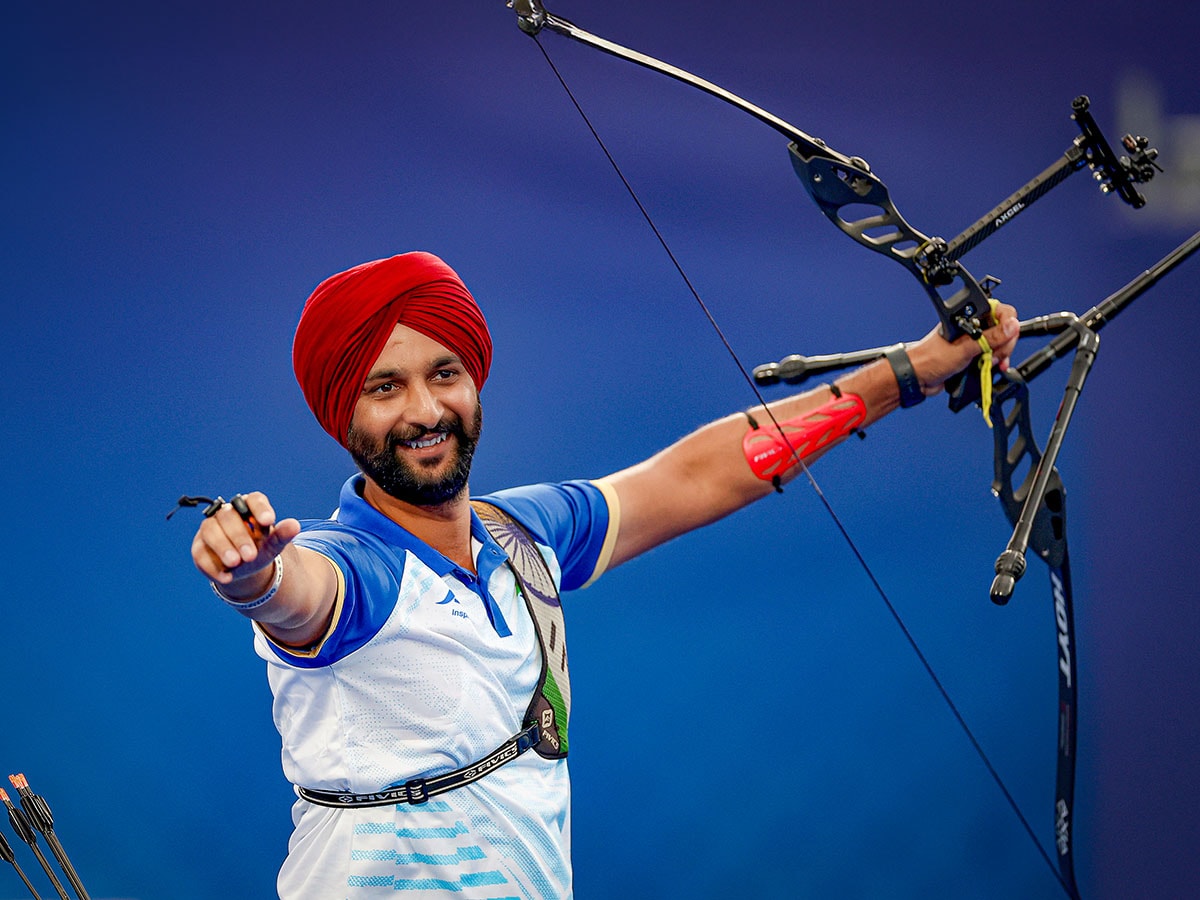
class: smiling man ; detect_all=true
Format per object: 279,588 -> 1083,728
346,326 -> 485,532
190,251 -> 1019,898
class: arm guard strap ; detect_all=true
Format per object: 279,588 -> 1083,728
742,389 -> 867,482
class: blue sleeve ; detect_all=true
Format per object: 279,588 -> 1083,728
274,522 -> 406,668
476,480 -> 614,591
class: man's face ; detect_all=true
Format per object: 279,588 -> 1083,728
346,324 -> 482,507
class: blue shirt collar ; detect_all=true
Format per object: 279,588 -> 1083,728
333,475 -> 514,635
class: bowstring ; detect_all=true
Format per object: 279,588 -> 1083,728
528,34 -> 1071,897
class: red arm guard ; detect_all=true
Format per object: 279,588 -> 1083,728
742,390 -> 867,482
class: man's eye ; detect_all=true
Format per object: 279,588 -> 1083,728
373,382 -> 396,393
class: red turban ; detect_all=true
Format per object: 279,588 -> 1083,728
292,252 -> 492,446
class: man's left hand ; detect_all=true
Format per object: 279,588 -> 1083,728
907,302 -> 1021,398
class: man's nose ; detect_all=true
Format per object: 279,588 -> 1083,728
404,382 -> 444,428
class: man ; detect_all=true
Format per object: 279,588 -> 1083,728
191,251 -> 1019,898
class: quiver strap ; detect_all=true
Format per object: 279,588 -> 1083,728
472,501 -> 570,759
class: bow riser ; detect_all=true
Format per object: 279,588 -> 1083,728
790,146 -> 994,344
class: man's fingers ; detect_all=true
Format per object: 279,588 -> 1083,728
205,513 -> 252,570
198,499 -> 289,571
984,305 -> 1021,369
208,504 -> 261,564
224,525 -> 298,578
234,491 -> 278,533
203,517 -> 301,579
188,489 -> 297,593
256,518 -> 301,561
191,529 -> 236,583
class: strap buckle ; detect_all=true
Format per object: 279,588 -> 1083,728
516,722 -> 541,754
403,778 -> 429,804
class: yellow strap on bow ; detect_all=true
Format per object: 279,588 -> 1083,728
974,297 -> 1001,427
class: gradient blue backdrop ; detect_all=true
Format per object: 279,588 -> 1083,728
3,1 -> 1197,898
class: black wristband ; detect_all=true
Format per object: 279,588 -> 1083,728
884,343 -> 925,408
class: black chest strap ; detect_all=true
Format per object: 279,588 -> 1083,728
296,501 -> 569,809
296,723 -> 541,808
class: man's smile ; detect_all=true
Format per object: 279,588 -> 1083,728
399,431 -> 450,451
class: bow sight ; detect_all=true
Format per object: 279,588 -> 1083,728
915,94 -> 1161,291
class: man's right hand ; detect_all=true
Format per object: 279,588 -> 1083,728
189,492 -> 337,646
190,491 -> 301,597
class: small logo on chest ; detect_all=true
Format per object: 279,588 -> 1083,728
436,592 -> 470,620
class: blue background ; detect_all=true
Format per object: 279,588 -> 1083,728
2,1 -> 1197,898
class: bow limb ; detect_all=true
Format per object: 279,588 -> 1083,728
514,0 -> 852,157
986,232 -> 1200,893
510,0 -> 997,382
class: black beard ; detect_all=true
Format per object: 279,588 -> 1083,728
346,406 -> 481,507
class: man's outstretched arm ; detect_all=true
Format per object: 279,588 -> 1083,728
601,308 -> 1021,568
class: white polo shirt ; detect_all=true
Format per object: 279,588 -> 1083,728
254,475 -> 618,899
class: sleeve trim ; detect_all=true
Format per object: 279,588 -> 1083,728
255,553 -> 346,660
581,478 -> 621,589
